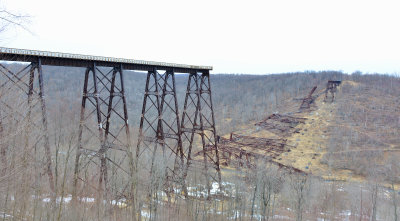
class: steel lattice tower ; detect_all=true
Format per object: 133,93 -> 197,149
72,63 -> 133,202
0,60 -> 54,192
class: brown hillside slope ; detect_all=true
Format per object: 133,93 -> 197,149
212,80 -> 400,185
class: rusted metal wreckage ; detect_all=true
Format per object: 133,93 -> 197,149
195,133 -> 306,174
299,86 -> 317,110
255,113 -> 306,136
0,47 -> 221,201
196,133 -> 286,166
197,81 -> 343,175
196,112 -> 308,174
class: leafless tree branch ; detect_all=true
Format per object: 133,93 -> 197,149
0,8 -> 32,34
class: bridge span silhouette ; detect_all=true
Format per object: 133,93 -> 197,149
0,47 -> 221,201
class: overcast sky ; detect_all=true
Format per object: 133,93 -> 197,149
1,0 -> 400,74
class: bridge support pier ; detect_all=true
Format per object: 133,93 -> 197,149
73,63 -> 132,202
179,71 -> 221,198
324,80 -> 341,102
135,68 -> 183,213
0,60 -> 54,192
136,70 -> 222,200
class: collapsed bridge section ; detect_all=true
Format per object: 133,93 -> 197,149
195,133 -> 306,174
195,112 -> 310,174
255,113 -> 306,137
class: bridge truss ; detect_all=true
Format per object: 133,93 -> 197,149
0,47 -> 221,205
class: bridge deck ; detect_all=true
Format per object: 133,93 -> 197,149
0,47 -> 212,73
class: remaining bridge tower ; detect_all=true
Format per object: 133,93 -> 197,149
135,69 -> 222,202
135,68 -> 183,208
178,71 -> 221,197
324,80 -> 341,102
0,59 -> 54,192
72,63 -> 133,202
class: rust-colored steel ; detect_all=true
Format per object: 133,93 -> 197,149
195,133 -> 287,168
197,133 -> 306,174
0,49 -> 220,206
135,69 -> 184,213
73,63 -> 132,202
178,71 -> 221,198
324,80 -> 341,102
255,113 -> 306,137
0,60 -> 54,192
0,47 -> 212,73
135,70 -> 222,201
299,86 -> 317,109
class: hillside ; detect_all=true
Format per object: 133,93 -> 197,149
1,65 -> 400,220
209,78 -> 400,186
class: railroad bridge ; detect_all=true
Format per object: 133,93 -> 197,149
0,47 -> 221,201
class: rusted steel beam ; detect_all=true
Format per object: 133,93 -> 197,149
197,133 -> 307,174
299,86 -> 317,109
195,133 -> 286,164
36,59 -> 55,193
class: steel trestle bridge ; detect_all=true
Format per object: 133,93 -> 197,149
0,47 -> 221,202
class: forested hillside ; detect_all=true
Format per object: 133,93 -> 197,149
1,64 -> 400,220
36,65 -> 346,137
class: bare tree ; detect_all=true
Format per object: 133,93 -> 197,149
290,173 -> 311,221
385,155 -> 400,221
0,7 -> 31,34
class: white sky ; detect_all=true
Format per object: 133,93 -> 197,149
1,0 -> 400,74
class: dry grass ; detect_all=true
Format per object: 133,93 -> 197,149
220,80 -> 400,189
